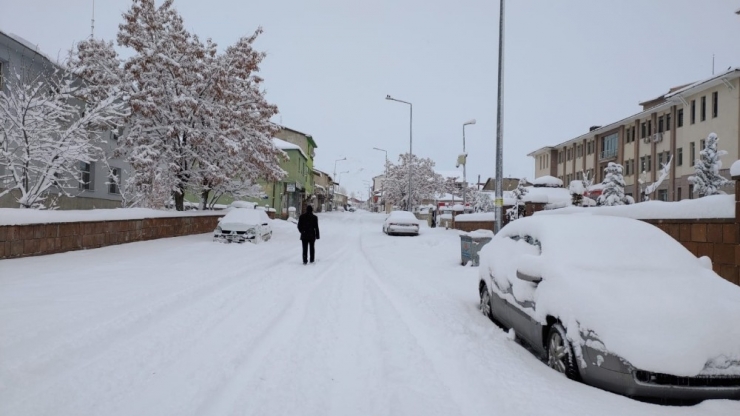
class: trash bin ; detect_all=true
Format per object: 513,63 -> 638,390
459,230 -> 494,266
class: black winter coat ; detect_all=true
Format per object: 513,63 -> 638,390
297,212 -> 320,241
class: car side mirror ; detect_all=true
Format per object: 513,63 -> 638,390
516,269 -> 542,284
262,223 -> 269,226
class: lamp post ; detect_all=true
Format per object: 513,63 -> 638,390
332,157 -> 346,211
494,0 -> 506,233
386,95 -> 413,212
373,147 -> 388,213
462,119 -> 476,211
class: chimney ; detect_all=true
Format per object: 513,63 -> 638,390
589,126 -> 601,132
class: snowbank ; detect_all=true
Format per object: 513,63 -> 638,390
731,160 -> 740,177
452,204 -> 465,212
535,194 -> 734,219
0,208 -> 223,226
480,215 -> 740,376
524,186 -> 571,205
455,213 -> 495,222
460,229 -> 494,238
531,176 -> 563,187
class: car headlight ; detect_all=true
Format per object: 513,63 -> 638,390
247,228 -> 257,234
215,226 -> 222,233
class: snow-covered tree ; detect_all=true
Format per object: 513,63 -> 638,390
104,0 -> 283,210
0,59 -> 127,208
639,154 -> 672,201
474,191 -> 495,212
506,178 -> 528,221
569,180 -> 584,206
384,153 -> 444,210
597,162 -> 631,206
689,133 -> 731,197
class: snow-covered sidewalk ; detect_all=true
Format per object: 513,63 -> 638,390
0,212 -> 736,415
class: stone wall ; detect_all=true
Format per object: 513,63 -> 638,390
0,215 -> 223,260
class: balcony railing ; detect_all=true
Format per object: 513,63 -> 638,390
600,148 -> 618,160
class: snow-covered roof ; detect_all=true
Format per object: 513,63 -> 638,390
2,31 -> 62,67
272,138 -> 308,160
531,176 -> 563,187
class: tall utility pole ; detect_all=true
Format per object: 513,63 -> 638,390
462,119 -> 476,211
386,95 -> 413,212
494,0 -> 506,233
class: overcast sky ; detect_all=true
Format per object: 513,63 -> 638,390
3,0 -> 740,197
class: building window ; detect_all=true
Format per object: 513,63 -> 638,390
690,100 -> 696,124
646,155 -> 651,172
658,152 -> 663,167
641,122 -> 646,139
600,133 -> 618,159
689,184 -> 694,199
640,156 -> 645,173
647,120 -> 652,136
658,116 -> 664,133
690,142 -> 695,165
558,151 -> 563,163
79,161 -> 95,190
700,96 -> 706,121
700,139 -> 706,150
678,109 -> 684,127
712,91 -> 718,118
657,189 -> 668,201
108,168 -> 121,194
577,144 -> 582,158
677,147 -> 683,166
677,187 -> 682,201
666,113 -> 671,130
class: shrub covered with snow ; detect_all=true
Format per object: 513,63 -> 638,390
531,176 -> 563,188
689,133 -> 732,197
597,163 -> 631,206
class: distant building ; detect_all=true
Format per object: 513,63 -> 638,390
528,69 -> 740,202
0,30 -> 129,209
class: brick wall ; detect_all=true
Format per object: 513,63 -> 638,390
644,219 -> 739,285
0,215 -> 223,260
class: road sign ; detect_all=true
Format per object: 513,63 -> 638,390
287,183 -> 296,192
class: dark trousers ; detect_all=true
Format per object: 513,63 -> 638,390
301,238 -> 315,263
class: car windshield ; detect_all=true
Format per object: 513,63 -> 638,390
388,211 -> 417,222
221,209 -> 264,225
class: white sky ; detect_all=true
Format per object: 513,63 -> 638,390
3,0 -> 740,197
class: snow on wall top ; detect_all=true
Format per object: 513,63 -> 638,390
0,208 -> 224,226
535,194 -> 735,219
731,159 -> 740,177
531,176 -> 563,187
272,138 -> 307,160
455,213 -> 495,222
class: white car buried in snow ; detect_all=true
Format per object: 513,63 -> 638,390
478,215 -> 740,402
383,211 -> 420,236
213,207 -> 272,243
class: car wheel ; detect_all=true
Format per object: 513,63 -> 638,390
547,323 -> 580,381
479,283 -> 494,320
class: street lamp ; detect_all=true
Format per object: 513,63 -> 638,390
494,0 -> 506,233
386,95 -> 413,212
333,157 -> 346,180
462,119 -> 476,211
373,147 -> 388,213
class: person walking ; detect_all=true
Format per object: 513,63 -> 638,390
297,205 -> 320,264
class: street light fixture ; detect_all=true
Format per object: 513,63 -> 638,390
386,95 -> 413,212
373,147 -> 388,213
494,0 -> 506,233
462,119 -> 476,211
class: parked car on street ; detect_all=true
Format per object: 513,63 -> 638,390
383,211 -> 420,236
478,215 -> 740,402
213,206 -> 272,243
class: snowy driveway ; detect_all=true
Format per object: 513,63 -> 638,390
1,212 -> 737,416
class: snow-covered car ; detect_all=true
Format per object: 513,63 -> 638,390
383,211 -> 420,236
478,215 -> 740,401
213,207 -> 272,243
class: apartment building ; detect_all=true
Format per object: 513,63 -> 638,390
528,68 -> 740,201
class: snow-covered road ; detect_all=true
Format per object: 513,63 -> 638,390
1,211 -> 737,415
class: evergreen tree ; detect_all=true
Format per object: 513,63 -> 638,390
689,133 -> 731,197
597,162 -> 630,206
506,178 -> 528,221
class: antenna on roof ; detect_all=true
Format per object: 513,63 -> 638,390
712,53 -> 715,75
91,0 -> 95,38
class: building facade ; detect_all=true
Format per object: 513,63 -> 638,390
528,69 -> 740,201
0,30 -> 129,209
